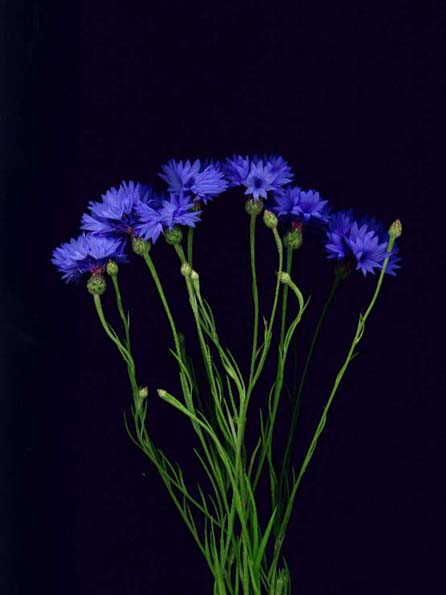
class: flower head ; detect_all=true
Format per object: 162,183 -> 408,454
159,159 -> 228,203
325,210 -> 397,276
81,181 -> 152,237
52,233 -> 127,283
135,191 -> 201,243
224,155 -> 293,200
272,186 -> 330,226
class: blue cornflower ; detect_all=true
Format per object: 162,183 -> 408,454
159,159 -> 228,203
325,210 -> 396,276
135,191 -> 201,243
81,180 -> 152,237
52,233 -> 127,283
272,186 -> 330,226
224,155 -> 294,200
358,215 -> 401,276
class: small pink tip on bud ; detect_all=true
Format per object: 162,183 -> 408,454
283,228 -> 303,250
164,225 -> 183,246
263,209 -> 278,229
106,259 -> 119,276
132,236 -> 150,256
87,272 -> 106,296
245,198 -> 264,216
388,219 -> 402,239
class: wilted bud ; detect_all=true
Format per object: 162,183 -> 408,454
180,261 -> 192,277
245,198 -> 264,216
263,209 -> 278,229
388,219 -> 402,239
283,228 -> 303,250
132,236 -> 150,255
87,273 -> 106,296
164,225 -> 183,246
106,259 -> 119,277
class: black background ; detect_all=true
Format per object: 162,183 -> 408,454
2,1 -> 444,594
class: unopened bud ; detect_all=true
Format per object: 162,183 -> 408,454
106,260 -> 119,276
388,219 -> 402,239
132,236 -> 150,256
263,209 -> 278,229
87,273 -> 106,296
283,228 -> 303,250
275,569 -> 288,595
190,270 -> 200,293
164,225 -> 183,246
245,198 -> 264,216
181,261 -> 192,277
278,271 -> 291,285
157,388 -> 167,399
138,386 -> 148,399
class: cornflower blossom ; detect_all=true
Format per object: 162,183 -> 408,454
52,233 -> 127,283
159,159 -> 228,203
325,210 -> 397,276
224,155 -> 293,200
135,191 -> 201,243
272,186 -> 330,226
81,181 -> 155,238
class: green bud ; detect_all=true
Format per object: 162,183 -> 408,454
283,228 -> 303,250
278,271 -> 291,285
87,273 -> 106,296
132,236 -> 150,256
164,225 -> 183,246
157,388 -> 167,399
275,569 -> 288,595
138,386 -> 148,399
245,198 -> 264,216
388,218 -> 402,239
263,209 -> 278,229
180,261 -> 192,277
106,259 -> 119,276
190,270 -> 200,293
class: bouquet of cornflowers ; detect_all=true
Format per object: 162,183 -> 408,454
52,155 -> 402,595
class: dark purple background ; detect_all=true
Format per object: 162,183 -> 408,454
2,1 -> 443,594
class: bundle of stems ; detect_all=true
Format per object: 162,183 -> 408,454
93,209 -> 397,595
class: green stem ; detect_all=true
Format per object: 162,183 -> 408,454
141,249 -> 182,358
111,274 -> 131,349
271,242 -> 396,567
248,214 -> 260,388
279,248 -> 293,347
278,275 -> 340,504
187,226 -> 194,268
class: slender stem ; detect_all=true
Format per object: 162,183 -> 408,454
111,274 -> 131,349
279,248 -> 293,347
141,249 -> 182,358
271,244 -> 395,567
187,226 -> 194,268
248,214 -> 260,387
278,275 -> 340,503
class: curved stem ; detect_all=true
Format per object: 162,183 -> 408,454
279,247 -> 293,347
278,275 -> 340,503
271,243 -> 396,567
248,214 -> 260,388
111,274 -> 131,349
141,250 -> 182,356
